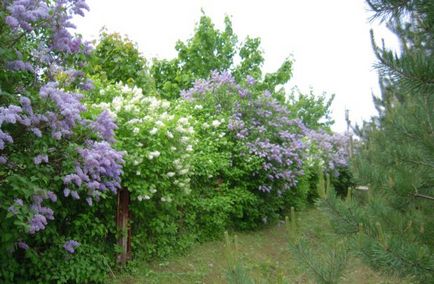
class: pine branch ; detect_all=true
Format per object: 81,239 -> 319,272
414,192 -> 434,201
423,94 -> 434,134
292,243 -> 329,283
358,222 -> 434,280
358,240 -> 434,276
370,30 -> 434,94
402,158 -> 434,169
320,196 -> 360,235
366,0 -> 412,22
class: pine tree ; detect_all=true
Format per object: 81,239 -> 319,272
321,0 -> 434,282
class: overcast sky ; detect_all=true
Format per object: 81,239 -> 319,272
74,0 -> 398,132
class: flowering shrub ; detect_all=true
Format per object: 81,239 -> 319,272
182,71 -> 307,194
90,82 -> 195,202
174,72 -> 303,231
0,1 -> 123,282
86,81 -> 200,260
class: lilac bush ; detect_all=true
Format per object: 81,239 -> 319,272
1,81 -> 124,236
182,71 -> 349,193
0,0 -> 123,258
182,71 -> 308,193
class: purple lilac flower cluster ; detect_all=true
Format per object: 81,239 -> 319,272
240,96 -> 307,192
5,0 -> 49,32
5,0 -> 89,54
306,129 -> 349,173
63,140 -> 124,204
181,70 -> 248,100
0,86 -> 84,148
246,75 -> 256,86
8,198 -> 24,215
0,155 -> 8,164
50,2 -> 83,53
0,105 -> 22,149
7,60 -> 34,72
17,241 -> 29,250
64,240 -> 80,253
0,96 -> 51,148
40,82 -> 86,139
28,194 -> 55,234
4,0 -> 92,83
1,1 -> 95,153
91,110 -> 117,143
247,137 -> 305,191
33,154 -> 48,165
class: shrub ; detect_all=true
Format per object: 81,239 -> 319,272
0,1 -> 123,282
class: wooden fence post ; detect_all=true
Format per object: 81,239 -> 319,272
116,188 -> 131,265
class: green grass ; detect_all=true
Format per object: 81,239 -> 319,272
110,209 -> 412,284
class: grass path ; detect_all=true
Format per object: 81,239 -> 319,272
112,209 -> 410,284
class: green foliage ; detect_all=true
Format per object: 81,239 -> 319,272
88,31 -> 153,93
176,15 -> 237,79
232,37 -> 264,82
191,186 -> 264,237
282,168 -> 313,210
31,244 -> 112,284
290,239 -> 349,284
331,166 -> 354,198
150,58 -> 181,99
0,197 -> 118,283
260,58 -> 293,102
287,89 -> 335,130
131,205 -> 193,260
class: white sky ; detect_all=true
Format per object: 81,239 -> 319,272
74,0 -> 399,133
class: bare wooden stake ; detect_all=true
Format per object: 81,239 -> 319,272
116,188 -> 131,265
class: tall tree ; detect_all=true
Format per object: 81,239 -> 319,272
150,14 -> 293,100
